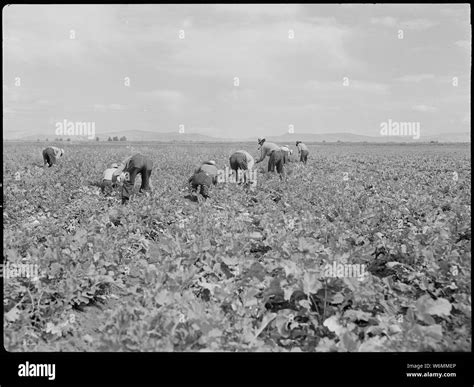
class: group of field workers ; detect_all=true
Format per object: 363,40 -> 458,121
101,154 -> 153,204
187,138 -> 309,199
41,138 -> 309,203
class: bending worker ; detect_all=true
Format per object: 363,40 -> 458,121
255,137 -> 285,178
188,160 -> 218,199
113,153 -> 153,204
229,150 -> 255,184
42,146 -> 64,168
296,141 -> 309,164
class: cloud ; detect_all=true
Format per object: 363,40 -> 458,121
400,19 -> 438,30
455,40 -> 470,50
412,105 -> 437,112
93,103 -> 124,112
3,85 -> 21,103
138,89 -> 183,101
370,17 -> 397,28
3,85 -> 57,111
2,4 -> 470,139
396,74 -> 435,82
212,4 -> 303,18
3,5 -> 117,70
156,19 -> 357,83
306,80 -> 389,95
137,89 -> 185,112
351,81 -> 390,94
3,106 -> 16,114
370,16 -> 437,30
439,5 -> 471,20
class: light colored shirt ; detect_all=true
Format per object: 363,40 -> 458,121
235,150 -> 255,170
256,142 -> 280,163
48,146 -> 63,158
297,143 -> 308,153
103,168 -> 118,181
196,162 -> 218,179
113,155 -> 134,177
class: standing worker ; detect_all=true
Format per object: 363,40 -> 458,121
296,141 -> 309,164
188,160 -> 218,199
42,146 -> 64,168
113,153 -> 153,204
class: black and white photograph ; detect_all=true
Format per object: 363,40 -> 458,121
2,3 -> 471,382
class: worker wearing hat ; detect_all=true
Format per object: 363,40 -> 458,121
295,141 -> 309,164
188,160 -> 218,199
101,162 -> 120,195
280,144 -> 292,164
112,153 -> 153,204
42,146 -> 64,168
255,137 -> 285,178
229,150 -> 255,184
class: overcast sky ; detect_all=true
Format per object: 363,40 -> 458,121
3,4 -> 471,139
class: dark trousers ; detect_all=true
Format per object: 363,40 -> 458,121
268,150 -> 284,175
42,148 -> 56,167
229,153 -> 248,172
300,150 -> 309,164
282,150 -> 289,164
101,180 -> 116,195
229,153 -> 249,183
189,171 -> 213,198
122,154 -> 153,203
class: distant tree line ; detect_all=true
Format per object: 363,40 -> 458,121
35,136 -> 127,142
52,138 -> 71,141
107,136 -> 127,141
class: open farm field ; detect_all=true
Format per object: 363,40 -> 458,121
3,142 -> 471,352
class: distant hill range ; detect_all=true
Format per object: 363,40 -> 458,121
6,129 -> 470,143
266,131 -> 470,144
